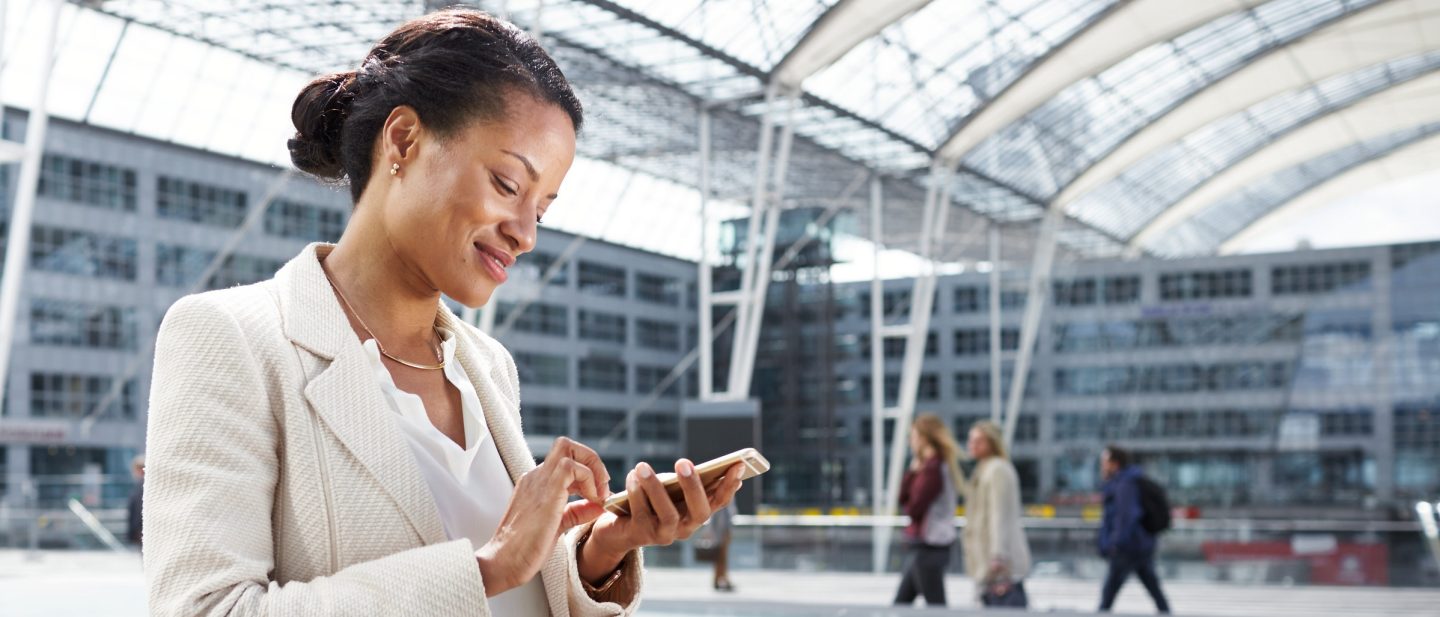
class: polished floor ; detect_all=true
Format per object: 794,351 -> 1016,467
3,549 -> 1437,616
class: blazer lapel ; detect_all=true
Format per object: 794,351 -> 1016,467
444,312 -> 575,616
304,340 -> 448,546
442,309 -> 535,485
276,243 -> 446,546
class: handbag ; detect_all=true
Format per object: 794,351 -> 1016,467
691,520 -> 721,562
981,579 -> 1028,608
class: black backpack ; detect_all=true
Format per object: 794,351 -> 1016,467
1136,475 -> 1172,535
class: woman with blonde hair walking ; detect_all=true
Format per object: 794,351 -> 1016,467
963,420 -> 1031,608
893,413 -> 965,607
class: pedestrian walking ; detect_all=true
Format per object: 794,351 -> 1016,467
1098,445 -> 1172,614
963,421 -> 1031,608
892,414 -> 964,607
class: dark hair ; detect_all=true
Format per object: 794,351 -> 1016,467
1104,444 -> 1132,468
287,7 -> 583,202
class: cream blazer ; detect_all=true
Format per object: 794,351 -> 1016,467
961,457 -> 1032,587
143,243 -> 643,617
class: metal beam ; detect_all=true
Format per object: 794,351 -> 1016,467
1221,128 -> 1440,253
988,223 -> 1002,423
771,0 -> 931,89
874,164 -> 952,572
698,106 -> 715,400
934,0 -> 1259,165
0,0 -> 63,415
1130,66 -> 1440,251
1002,206 -> 1059,448
1052,0 -> 1416,216
868,174 -> 886,574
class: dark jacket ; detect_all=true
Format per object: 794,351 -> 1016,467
127,479 -> 144,545
1098,465 -> 1155,556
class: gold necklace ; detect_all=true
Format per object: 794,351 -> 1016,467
322,264 -> 446,371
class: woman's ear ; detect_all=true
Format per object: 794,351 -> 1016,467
381,105 -> 423,163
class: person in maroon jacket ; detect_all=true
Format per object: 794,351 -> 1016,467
893,414 -> 965,607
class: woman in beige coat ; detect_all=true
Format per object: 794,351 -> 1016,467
962,421 -> 1032,607
143,9 -> 743,616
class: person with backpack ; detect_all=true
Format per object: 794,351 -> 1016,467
1098,445 -> 1171,614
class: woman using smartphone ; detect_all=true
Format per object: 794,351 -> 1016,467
893,413 -> 965,607
142,9 -> 743,616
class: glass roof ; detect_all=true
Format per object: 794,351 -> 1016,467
1073,47 -> 1440,242
1148,121 -> 1440,257
31,0 -> 1434,263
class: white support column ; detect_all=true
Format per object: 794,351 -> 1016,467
0,0 -> 63,405
989,223 -> 1003,423
716,86 -> 797,401
1002,204 -> 1062,447
725,86 -> 778,398
874,166 -> 953,571
698,106 -> 715,400
868,175 -> 886,573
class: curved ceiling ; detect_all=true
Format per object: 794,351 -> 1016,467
62,0 -> 1440,260
1217,125 -> 1440,254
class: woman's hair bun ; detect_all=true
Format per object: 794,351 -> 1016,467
288,71 -> 357,180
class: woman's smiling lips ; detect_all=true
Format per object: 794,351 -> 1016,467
474,242 -> 513,283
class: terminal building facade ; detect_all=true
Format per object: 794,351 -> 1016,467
769,240 -> 1440,517
1,114 -> 1436,520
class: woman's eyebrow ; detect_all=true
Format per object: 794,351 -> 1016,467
501,149 -> 539,181
501,149 -> 559,199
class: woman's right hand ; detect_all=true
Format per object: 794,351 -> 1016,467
476,437 -> 611,596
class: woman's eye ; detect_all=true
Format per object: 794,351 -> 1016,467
494,176 -> 519,196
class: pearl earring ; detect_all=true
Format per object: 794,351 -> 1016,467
389,163 -> 400,176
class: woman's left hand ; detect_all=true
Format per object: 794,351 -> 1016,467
576,458 -> 744,584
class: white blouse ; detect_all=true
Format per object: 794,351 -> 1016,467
361,328 -> 550,616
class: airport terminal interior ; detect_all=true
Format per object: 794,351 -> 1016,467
1,0 -> 1439,615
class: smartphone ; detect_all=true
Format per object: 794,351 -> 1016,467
602,448 -> 769,516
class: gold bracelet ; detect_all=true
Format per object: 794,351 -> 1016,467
577,529 -> 625,595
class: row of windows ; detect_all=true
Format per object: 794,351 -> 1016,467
954,328 -> 1020,355
156,244 -> 283,290
854,263 -> 1383,315
1395,405 -> 1440,450
850,371 -> 1039,406
953,371 -> 1037,400
513,255 -> 689,307
564,407 -> 682,442
30,299 -> 137,350
1055,409 -> 1281,441
1053,314 -> 1305,353
1052,276 -> 1141,306
39,154 -> 137,211
857,414 -> 1038,446
857,332 -> 939,359
1159,269 -> 1252,300
30,373 -> 137,420
514,351 -> 688,397
496,302 -> 687,351
1055,451 -> 1374,506
265,199 -> 347,242
157,176 -> 248,228
1272,262 -> 1370,295
953,286 -> 1028,313
39,154 -> 352,238
1053,361 -> 1290,396
30,226 -> 138,281
513,251 -> 569,286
